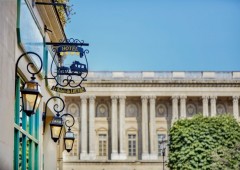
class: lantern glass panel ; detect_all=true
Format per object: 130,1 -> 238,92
22,93 -> 37,114
64,131 -> 75,152
34,95 -> 41,112
27,81 -> 38,90
65,139 -> 74,150
51,126 -> 62,139
21,81 -> 42,116
65,131 -> 74,138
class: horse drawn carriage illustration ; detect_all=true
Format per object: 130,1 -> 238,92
57,61 -> 87,75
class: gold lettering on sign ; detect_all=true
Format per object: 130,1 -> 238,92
51,86 -> 86,94
61,46 -> 78,52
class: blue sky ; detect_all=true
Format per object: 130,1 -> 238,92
66,0 -> 240,71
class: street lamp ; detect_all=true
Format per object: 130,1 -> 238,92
64,129 -> 75,152
50,115 -> 64,142
160,137 -> 168,170
16,52 -> 43,116
44,96 -> 75,152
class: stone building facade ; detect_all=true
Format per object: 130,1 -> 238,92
62,71 -> 240,170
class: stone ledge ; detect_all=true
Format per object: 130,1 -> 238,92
142,72 -> 155,78
172,72 -> 185,78
63,160 -> 165,163
203,72 -> 215,78
233,72 -> 240,78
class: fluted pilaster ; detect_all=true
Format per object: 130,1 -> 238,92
233,96 -> 239,120
202,96 -> 209,117
89,95 -> 96,160
141,96 -> 149,159
111,96 -> 118,160
149,96 -> 157,160
119,96 -> 127,160
172,96 -> 179,124
210,96 -> 217,117
180,96 -> 187,118
80,96 -> 88,160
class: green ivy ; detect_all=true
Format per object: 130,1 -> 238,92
168,114 -> 240,170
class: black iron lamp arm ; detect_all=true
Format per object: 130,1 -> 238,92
15,52 -> 43,80
61,113 -> 75,130
15,51 -> 43,97
44,96 -> 65,117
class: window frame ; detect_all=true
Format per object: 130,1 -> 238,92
14,76 -> 40,170
128,134 -> 137,157
98,134 -> 108,157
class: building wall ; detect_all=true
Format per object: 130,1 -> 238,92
0,0 -> 17,169
62,71 -> 240,170
0,0 -> 66,169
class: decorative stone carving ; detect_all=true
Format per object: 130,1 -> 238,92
233,96 -> 239,104
68,103 -> 79,117
186,103 -> 196,116
126,104 -> 138,117
96,104 -> 108,117
216,104 -> 226,115
156,104 -> 167,117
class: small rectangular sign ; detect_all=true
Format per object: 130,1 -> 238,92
51,86 -> 86,94
57,46 -> 84,53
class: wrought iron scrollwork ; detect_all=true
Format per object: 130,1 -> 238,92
15,52 -> 43,80
43,96 -> 75,128
47,38 -> 89,89
45,96 -> 65,117
61,113 -> 75,130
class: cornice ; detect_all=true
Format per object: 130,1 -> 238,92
83,80 -> 240,88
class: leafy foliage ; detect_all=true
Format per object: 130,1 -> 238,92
56,0 -> 76,26
168,114 -> 240,170
210,143 -> 240,169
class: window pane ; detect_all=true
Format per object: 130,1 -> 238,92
19,133 -> 23,169
26,138 -> 30,169
128,134 -> 137,156
19,0 -> 44,70
99,134 -> 107,156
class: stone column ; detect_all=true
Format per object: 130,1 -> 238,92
233,96 -> 239,120
210,96 -> 217,117
111,96 -> 118,160
141,96 -> 149,160
80,96 -> 88,160
172,96 -> 179,125
149,96 -> 157,160
202,96 -> 209,117
180,96 -> 187,118
119,96 -> 127,160
89,96 -> 96,160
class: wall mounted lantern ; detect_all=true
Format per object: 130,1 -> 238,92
64,129 -> 75,152
16,52 -> 43,116
44,96 -> 75,152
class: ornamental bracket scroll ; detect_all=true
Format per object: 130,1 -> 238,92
45,38 -> 89,94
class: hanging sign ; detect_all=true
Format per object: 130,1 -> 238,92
46,38 -> 89,94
